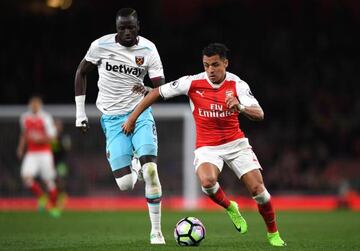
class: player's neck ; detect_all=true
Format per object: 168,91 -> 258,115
115,35 -> 139,47
211,75 -> 226,85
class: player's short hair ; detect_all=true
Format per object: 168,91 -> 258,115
116,8 -> 138,20
202,43 -> 229,59
29,94 -> 43,102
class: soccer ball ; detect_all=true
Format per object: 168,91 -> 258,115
174,217 -> 206,246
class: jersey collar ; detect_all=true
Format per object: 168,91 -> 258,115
204,72 -> 227,89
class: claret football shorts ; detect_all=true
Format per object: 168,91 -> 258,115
100,107 -> 158,171
194,138 -> 262,178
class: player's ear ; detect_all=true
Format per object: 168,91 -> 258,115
224,59 -> 229,68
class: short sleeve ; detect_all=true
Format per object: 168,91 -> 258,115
44,114 -> 57,139
147,45 -> 164,79
159,76 -> 192,99
84,41 -> 101,65
236,80 -> 259,106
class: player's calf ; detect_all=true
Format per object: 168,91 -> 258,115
143,162 -> 162,198
253,189 -> 286,246
142,162 -> 164,244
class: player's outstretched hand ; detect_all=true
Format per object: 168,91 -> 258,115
76,119 -> 89,133
132,84 -> 152,95
122,119 -> 135,135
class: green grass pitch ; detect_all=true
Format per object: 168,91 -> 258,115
0,210 -> 359,251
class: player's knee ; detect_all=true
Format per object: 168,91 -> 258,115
252,189 -> 271,205
200,176 -> 218,189
44,180 -> 56,191
115,174 -> 135,191
143,162 -> 160,183
248,183 -> 265,196
143,162 -> 162,196
22,177 -> 33,188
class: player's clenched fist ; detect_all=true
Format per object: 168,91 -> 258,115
76,119 -> 89,133
225,95 -> 244,113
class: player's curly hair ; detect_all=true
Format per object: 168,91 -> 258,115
202,43 -> 229,59
116,8 -> 138,19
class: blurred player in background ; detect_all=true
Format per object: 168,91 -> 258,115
123,43 -> 286,247
17,96 -> 60,217
51,119 -> 72,209
74,8 -> 165,244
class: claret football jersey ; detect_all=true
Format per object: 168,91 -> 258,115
85,34 -> 164,115
160,72 -> 259,148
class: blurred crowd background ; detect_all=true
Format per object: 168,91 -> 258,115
0,0 -> 359,197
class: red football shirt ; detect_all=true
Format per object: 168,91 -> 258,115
20,111 -> 56,152
160,72 -> 259,148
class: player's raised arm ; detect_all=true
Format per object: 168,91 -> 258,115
74,59 -> 96,133
122,87 -> 162,135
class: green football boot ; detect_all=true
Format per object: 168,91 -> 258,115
267,231 -> 287,247
226,201 -> 248,234
49,207 -> 62,218
37,195 -> 47,212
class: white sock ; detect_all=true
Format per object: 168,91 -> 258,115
148,202 -> 161,233
201,182 -> 220,195
143,162 -> 162,233
253,189 -> 271,205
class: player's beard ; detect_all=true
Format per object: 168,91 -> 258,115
121,39 -> 135,47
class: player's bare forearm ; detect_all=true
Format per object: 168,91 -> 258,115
16,133 -> 26,159
122,88 -> 162,134
150,76 -> 165,88
74,59 -> 96,96
242,105 -> 264,121
225,96 -> 264,121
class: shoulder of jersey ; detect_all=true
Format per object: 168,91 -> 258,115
38,110 -> 52,119
20,111 -> 31,120
137,36 -> 156,51
226,72 -> 249,86
226,72 -> 242,82
183,72 -> 206,81
92,33 -> 117,46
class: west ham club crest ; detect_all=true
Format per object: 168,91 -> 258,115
135,56 -> 144,66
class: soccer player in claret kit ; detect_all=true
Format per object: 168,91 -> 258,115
74,8 -> 165,244
17,96 -> 60,217
123,43 -> 286,247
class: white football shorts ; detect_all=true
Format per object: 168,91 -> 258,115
194,138 -> 262,179
21,151 -> 56,180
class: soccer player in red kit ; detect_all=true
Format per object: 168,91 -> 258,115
122,43 -> 286,246
17,96 -> 60,217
